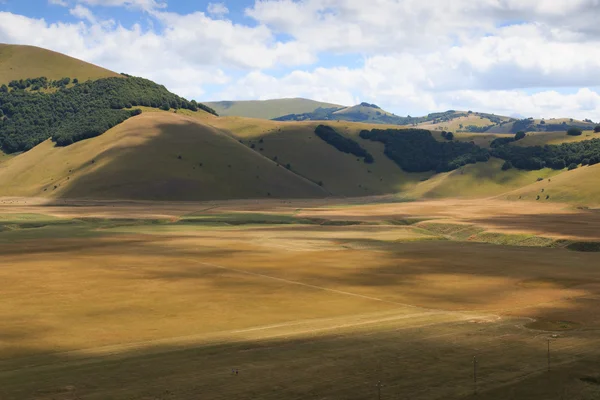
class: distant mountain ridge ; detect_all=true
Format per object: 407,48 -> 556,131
204,98 -> 345,119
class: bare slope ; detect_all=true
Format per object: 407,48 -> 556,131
0,112 -> 327,201
204,98 -> 345,119
0,44 -> 120,83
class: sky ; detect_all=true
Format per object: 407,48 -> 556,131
2,0 -> 600,119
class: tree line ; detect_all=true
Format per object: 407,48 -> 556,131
315,125 -> 374,163
0,76 -> 217,153
491,138 -> 600,170
359,128 -> 489,173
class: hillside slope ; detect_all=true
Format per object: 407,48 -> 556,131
0,113 -> 328,201
0,44 -> 120,83
204,98 -> 344,119
203,117 -> 432,196
403,158 -> 561,200
502,163 -> 600,205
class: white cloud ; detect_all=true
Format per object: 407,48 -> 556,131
78,0 -> 167,11
6,0 -> 600,118
207,2 -> 229,17
69,5 -> 97,24
49,0 -> 69,6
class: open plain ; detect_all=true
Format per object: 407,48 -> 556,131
2,198 -> 600,399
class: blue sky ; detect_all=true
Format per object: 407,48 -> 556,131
2,0 -> 600,119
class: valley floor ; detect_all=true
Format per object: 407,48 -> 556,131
1,197 -> 600,399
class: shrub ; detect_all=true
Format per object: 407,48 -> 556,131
568,163 -> 578,170
595,126 -> 600,133
501,161 -> 513,171
567,128 -> 583,136
515,131 -> 526,141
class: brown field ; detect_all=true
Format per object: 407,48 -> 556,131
1,198 -> 600,400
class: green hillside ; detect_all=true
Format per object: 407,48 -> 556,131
0,44 -> 120,84
204,98 -> 344,119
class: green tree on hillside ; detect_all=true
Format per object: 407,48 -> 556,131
567,128 -> 583,136
515,131 -> 526,141
0,75 -> 217,153
594,126 -> 600,133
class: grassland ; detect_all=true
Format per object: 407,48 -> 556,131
2,198 -> 600,400
204,98 -> 344,119
504,162 -> 600,205
402,158 -> 562,200
0,44 -> 120,84
514,130 -> 600,146
418,114 -> 498,132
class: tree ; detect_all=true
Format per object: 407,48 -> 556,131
0,84 -> 7,93
445,132 -> 454,140
594,126 -> 600,133
515,131 -> 526,141
567,128 -> 583,136
160,102 -> 170,111
568,163 -> 578,170
501,161 -> 513,171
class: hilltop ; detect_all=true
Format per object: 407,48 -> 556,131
0,44 -> 120,84
204,98 -> 344,119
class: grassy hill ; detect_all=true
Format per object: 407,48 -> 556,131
503,162 -> 600,205
513,130 -> 599,147
203,116 -> 431,197
204,98 -> 344,120
486,117 -> 596,134
0,112 -> 327,201
0,44 -> 120,84
403,158 -> 561,200
417,112 -> 512,132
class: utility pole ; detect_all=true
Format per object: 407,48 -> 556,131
547,339 -> 551,372
376,380 -> 383,400
473,356 -> 478,395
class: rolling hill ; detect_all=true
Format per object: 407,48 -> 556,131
0,44 -> 120,84
2,42 -> 600,206
273,102 -> 414,125
0,112 -> 327,201
204,98 -> 345,120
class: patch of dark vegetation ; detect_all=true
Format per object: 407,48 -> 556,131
308,219 -> 364,226
0,76 -> 217,153
580,376 -> 600,385
566,241 -> 600,252
359,128 -> 489,172
387,218 -> 427,226
491,138 -> 600,170
315,125 -> 374,163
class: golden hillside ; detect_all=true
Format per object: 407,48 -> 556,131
0,112 -> 327,201
0,44 -> 120,84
